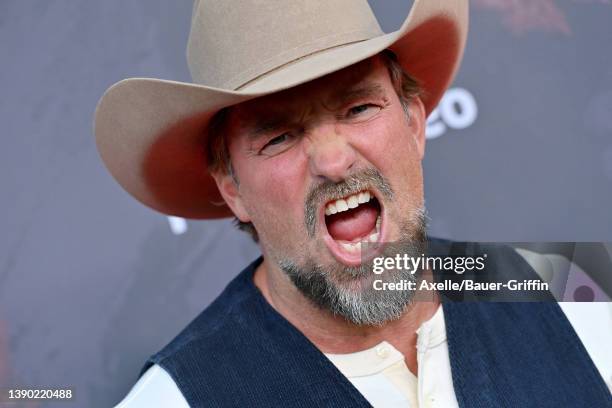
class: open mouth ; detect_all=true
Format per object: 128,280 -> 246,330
321,190 -> 384,265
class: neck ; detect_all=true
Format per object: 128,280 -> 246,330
253,258 -> 440,374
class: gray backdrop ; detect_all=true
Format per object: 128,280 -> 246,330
1,1 -> 611,406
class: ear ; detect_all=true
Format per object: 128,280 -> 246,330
211,171 -> 251,222
408,96 -> 427,159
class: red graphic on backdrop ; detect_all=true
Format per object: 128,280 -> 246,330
474,0 -> 610,35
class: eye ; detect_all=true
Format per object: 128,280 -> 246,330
259,132 -> 297,155
346,103 -> 381,120
267,134 -> 289,146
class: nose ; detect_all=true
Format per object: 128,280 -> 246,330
306,124 -> 357,183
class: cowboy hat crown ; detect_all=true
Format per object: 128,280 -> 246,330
188,0 -> 383,90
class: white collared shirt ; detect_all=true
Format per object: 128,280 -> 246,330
325,305 -> 458,407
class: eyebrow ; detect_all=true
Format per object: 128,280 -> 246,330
247,117 -> 289,140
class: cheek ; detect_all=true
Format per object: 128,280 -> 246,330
238,155 -> 309,235
353,112 -> 425,221
356,112 -> 422,179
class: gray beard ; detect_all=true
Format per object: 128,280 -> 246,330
280,209 -> 428,326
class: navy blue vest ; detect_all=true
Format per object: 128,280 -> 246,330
143,240 -> 611,407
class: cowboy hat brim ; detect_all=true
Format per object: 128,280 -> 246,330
94,0 -> 468,219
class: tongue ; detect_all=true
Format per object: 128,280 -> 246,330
326,204 -> 378,242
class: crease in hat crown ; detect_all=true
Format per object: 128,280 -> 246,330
187,0 -> 383,90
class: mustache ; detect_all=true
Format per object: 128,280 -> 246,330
304,168 -> 394,238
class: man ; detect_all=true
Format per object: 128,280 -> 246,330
96,1 -> 611,406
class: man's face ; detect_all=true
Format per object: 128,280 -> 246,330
216,56 -> 428,324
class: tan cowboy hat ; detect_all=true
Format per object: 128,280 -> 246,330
94,0 -> 468,219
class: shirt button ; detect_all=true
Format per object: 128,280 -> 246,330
375,345 -> 389,358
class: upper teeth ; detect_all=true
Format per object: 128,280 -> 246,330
325,191 -> 371,215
